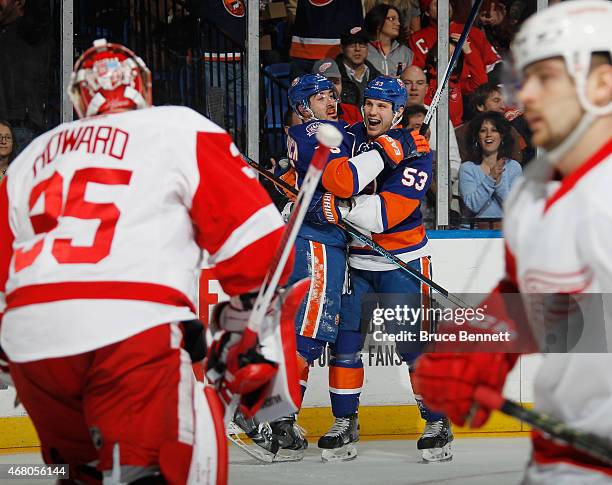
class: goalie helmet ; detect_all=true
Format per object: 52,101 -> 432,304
512,0 -> 612,116
68,39 -> 152,119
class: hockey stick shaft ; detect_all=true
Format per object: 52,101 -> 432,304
246,125 -> 343,334
245,156 -> 469,309
474,386 -> 612,465
420,0 -> 484,134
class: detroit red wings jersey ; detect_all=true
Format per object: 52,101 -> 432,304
0,106 -> 286,362
503,138 -> 612,470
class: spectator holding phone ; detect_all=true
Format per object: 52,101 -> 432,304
458,111 -> 522,220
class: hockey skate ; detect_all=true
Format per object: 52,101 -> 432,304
269,415 -> 308,462
417,418 -> 454,463
227,409 -> 280,463
317,413 -> 359,462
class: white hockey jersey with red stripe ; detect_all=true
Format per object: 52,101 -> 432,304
0,106 -> 287,363
503,137 -> 612,475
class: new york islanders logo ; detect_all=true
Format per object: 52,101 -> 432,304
222,0 -> 245,17
306,122 -> 322,137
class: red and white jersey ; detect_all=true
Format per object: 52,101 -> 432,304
0,106 -> 287,362
503,138 -> 612,474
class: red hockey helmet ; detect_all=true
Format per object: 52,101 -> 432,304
68,38 -> 152,119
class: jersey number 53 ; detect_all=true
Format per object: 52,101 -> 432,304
401,167 -> 428,191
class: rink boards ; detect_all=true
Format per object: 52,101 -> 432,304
0,231 -> 540,448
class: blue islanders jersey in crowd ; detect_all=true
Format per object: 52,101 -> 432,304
344,123 -> 433,271
286,119 -> 355,248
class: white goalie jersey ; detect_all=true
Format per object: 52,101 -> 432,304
0,106 -> 285,363
503,139 -> 612,475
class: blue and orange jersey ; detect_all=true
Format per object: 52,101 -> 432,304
286,119 -> 354,189
344,123 -> 433,270
285,119 -> 355,248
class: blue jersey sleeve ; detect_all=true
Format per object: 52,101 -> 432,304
287,120 -> 353,189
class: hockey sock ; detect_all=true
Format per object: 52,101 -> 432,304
328,356 -> 364,417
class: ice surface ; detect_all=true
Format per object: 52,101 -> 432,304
0,437 -> 530,485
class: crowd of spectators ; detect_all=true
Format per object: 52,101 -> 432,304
1,0 -> 548,228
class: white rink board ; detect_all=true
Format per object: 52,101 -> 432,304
0,236 -> 541,418
301,236 -> 539,407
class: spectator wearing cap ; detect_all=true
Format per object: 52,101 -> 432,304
364,4 -> 414,76
288,0 -> 363,79
312,59 -> 363,125
334,26 -> 382,108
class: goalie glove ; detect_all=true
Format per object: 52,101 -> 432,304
204,279 -> 309,417
372,128 -> 430,168
413,282 -> 537,428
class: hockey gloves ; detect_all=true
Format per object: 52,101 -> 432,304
205,280 -> 309,417
274,159 -> 297,201
372,128 -> 430,169
305,191 -> 352,225
205,296 -> 277,402
413,352 -> 518,428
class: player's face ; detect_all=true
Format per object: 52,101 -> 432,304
484,90 -> 506,113
364,98 -> 397,138
0,124 -> 12,159
309,89 -> 338,121
518,58 -> 582,151
477,120 -> 501,156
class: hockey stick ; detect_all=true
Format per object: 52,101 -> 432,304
223,130 -> 343,463
244,155 -> 470,309
420,0 -> 485,135
244,124 -> 343,338
474,386 -> 612,466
